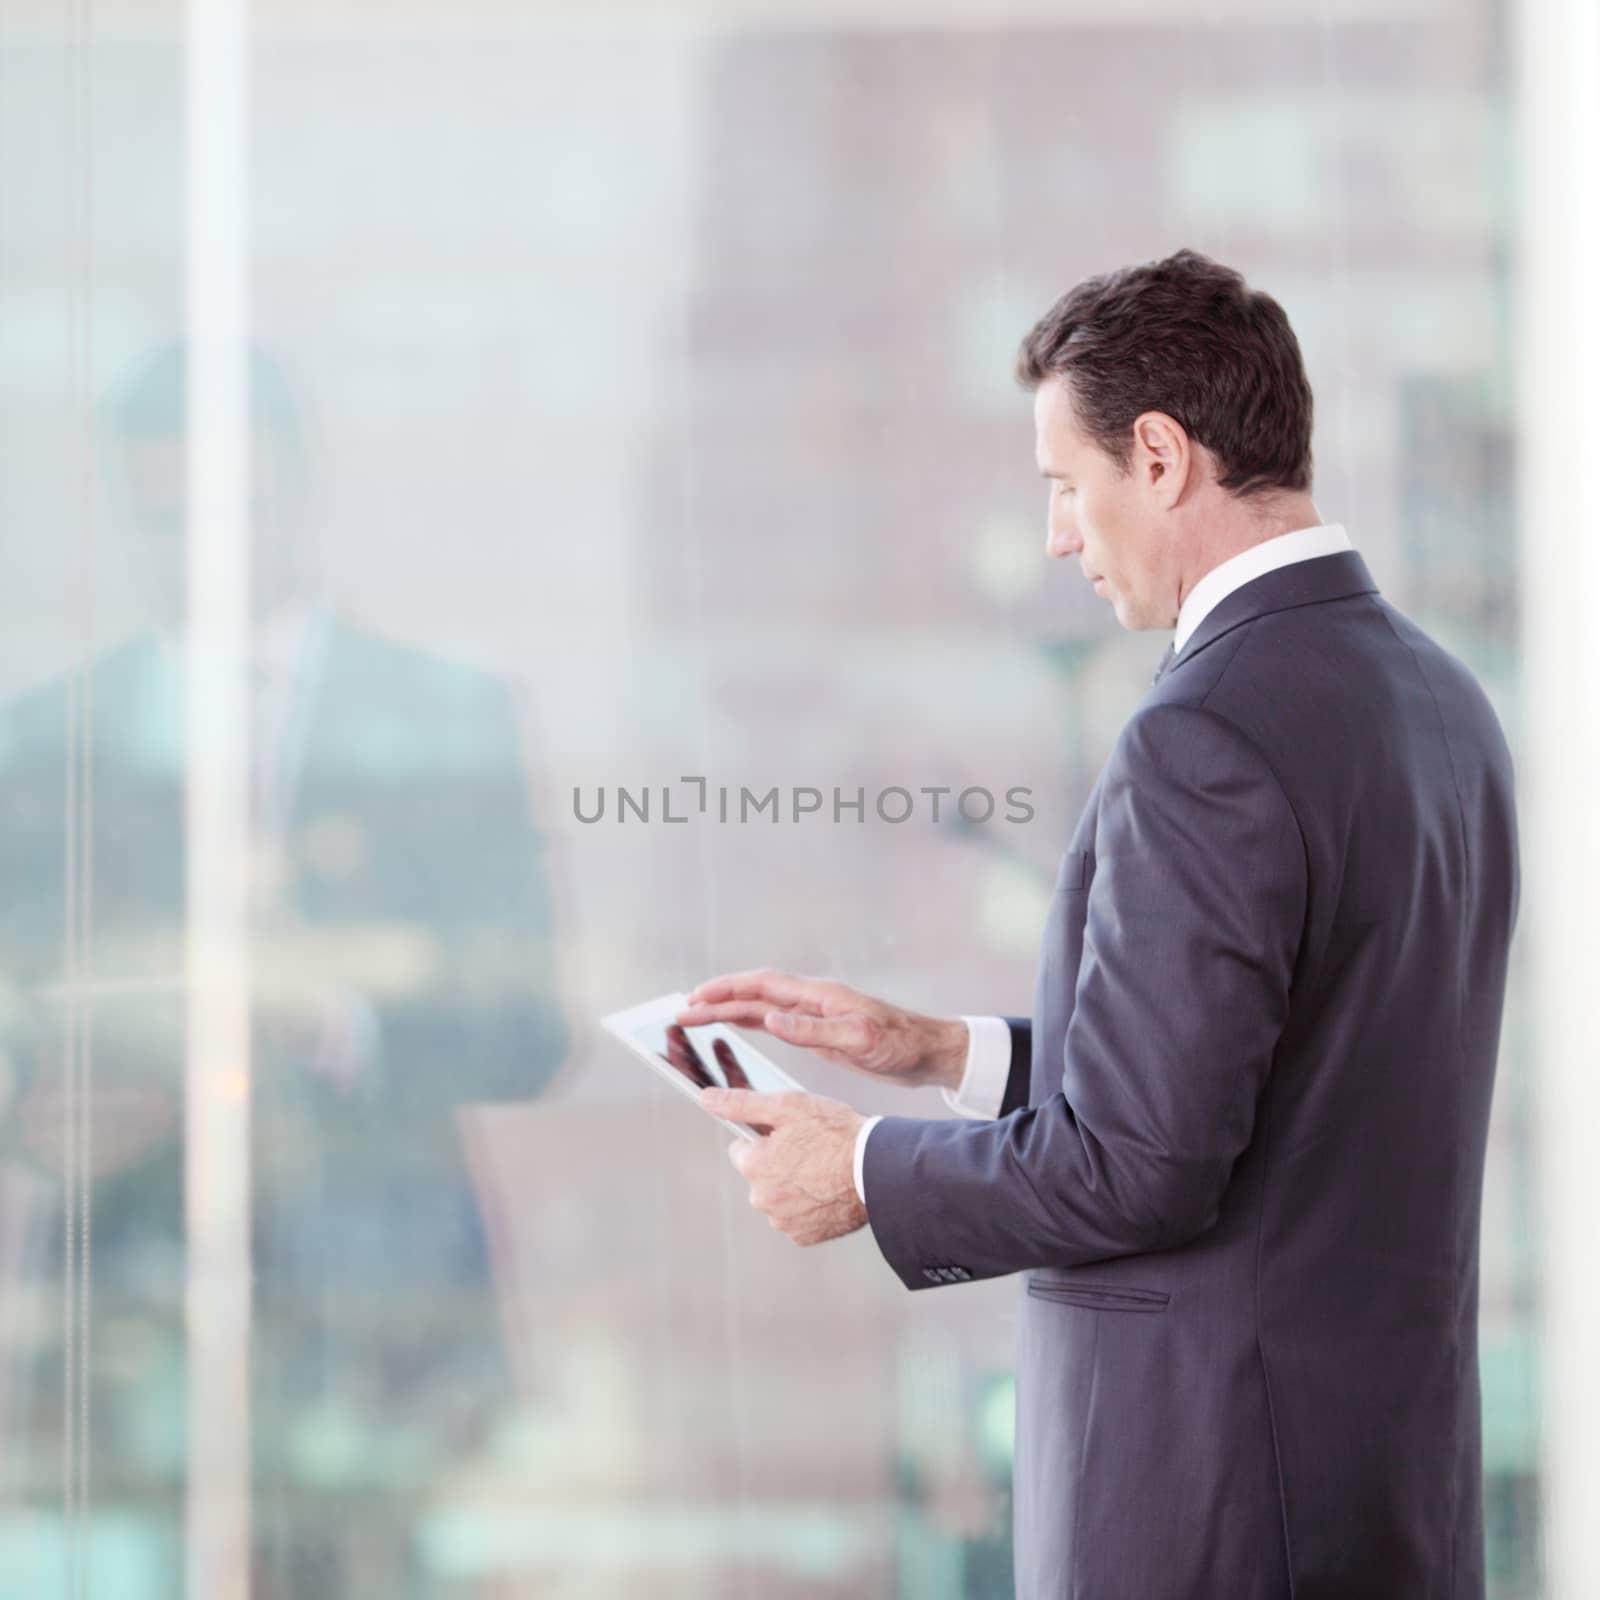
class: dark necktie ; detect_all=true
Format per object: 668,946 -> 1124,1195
1151,640 -> 1176,686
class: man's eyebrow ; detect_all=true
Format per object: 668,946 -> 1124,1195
1037,465 -> 1067,479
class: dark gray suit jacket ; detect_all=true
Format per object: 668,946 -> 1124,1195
861,551 -> 1519,1599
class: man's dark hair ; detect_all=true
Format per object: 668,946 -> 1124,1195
1015,248 -> 1314,497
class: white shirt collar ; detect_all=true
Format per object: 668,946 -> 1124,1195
1174,523 -> 1353,654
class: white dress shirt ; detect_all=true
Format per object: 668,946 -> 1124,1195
852,522 -> 1353,1206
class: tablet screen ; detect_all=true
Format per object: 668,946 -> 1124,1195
625,1019 -> 796,1101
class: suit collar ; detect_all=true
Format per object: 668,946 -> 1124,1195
1167,549 -> 1378,678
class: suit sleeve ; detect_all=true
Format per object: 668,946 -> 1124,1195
861,703 -> 1306,1289
999,1016 -> 1031,1116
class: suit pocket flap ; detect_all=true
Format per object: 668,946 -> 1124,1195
1026,1276 -> 1169,1312
1054,849 -> 1092,891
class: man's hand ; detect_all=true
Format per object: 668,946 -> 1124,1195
698,1087 -> 869,1246
677,969 -> 968,1093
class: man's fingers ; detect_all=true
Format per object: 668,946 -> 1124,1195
684,969 -> 825,1011
765,1010 -> 867,1055
674,999 -> 809,1030
676,1003 -> 872,1063
673,1002 -> 864,1056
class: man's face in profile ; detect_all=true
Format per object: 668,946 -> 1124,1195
110,344 -> 313,631
120,429 -> 307,629
1034,376 -> 1178,632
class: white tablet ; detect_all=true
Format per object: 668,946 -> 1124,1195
601,991 -> 805,1142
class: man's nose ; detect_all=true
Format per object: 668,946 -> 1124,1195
1046,512 -> 1081,561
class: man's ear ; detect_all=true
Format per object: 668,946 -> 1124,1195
1132,411 -> 1191,509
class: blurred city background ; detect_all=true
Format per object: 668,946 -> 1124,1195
0,0 -> 1592,1595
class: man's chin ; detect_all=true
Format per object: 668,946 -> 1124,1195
1107,597 -> 1165,632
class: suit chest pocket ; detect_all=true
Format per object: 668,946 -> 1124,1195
1055,848 -> 1093,893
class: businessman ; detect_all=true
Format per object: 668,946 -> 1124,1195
679,249 -> 1519,1598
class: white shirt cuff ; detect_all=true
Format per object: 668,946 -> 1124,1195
853,1115 -> 884,1205
940,1014 -> 1012,1120
853,1017 -> 1014,1205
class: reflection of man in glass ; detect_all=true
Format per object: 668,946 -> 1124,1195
0,342 -> 571,1597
